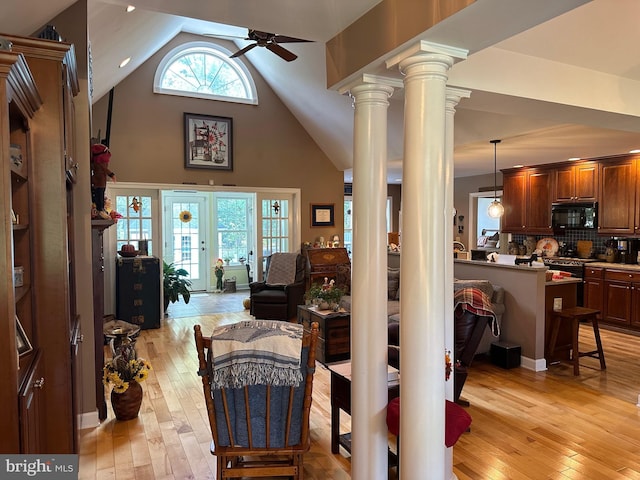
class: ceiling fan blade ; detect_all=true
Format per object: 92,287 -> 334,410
272,34 -> 312,44
266,42 -> 297,62
230,43 -> 258,58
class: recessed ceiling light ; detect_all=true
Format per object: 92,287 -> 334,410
629,149 -> 640,154
119,57 -> 131,68
512,164 -> 524,168
126,5 -> 136,12
568,157 -> 581,161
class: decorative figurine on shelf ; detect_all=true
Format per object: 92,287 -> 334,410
214,258 -> 225,292
91,143 -> 116,220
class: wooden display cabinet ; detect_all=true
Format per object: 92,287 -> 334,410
304,247 -> 350,289
0,33 -> 80,454
0,50 -> 42,453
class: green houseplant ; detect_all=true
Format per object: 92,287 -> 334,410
305,282 -> 346,310
163,261 -> 192,312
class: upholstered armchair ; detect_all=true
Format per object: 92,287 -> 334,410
250,253 -> 306,321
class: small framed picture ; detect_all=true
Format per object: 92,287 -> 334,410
311,203 -> 335,227
184,113 -> 233,171
16,315 -> 33,357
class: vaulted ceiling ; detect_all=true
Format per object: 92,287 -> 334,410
2,0 -> 640,183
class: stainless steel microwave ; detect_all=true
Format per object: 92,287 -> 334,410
551,202 -> 598,230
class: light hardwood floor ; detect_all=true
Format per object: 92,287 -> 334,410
79,294 -> 640,479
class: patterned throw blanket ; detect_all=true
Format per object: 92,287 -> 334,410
266,252 -> 298,285
209,320 -> 303,389
454,287 -> 500,337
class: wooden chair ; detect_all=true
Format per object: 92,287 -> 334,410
194,321 -> 319,479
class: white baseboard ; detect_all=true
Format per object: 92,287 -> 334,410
520,356 -> 547,372
78,411 -> 100,430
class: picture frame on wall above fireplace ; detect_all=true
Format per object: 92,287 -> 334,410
184,113 -> 233,171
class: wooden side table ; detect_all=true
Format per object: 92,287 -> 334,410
297,305 -> 350,364
329,362 -> 399,459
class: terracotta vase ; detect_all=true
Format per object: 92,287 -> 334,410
111,381 -> 143,421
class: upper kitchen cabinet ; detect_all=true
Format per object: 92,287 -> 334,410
598,156 -> 637,235
554,161 -> 598,203
502,170 -> 527,232
502,168 -> 553,234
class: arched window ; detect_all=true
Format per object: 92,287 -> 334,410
154,41 -> 258,105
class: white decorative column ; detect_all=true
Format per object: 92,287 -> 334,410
444,86 -> 471,479
387,42 -> 467,478
342,77 -> 397,480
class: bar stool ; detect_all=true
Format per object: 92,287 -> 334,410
547,306 -> 606,376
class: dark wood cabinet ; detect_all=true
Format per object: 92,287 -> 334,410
304,247 -> 350,289
502,169 -> 552,234
554,162 -> 598,203
526,169 -> 553,234
598,157 -> 637,235
501,171 -> 527,232
603,269 -> 640,328
583,267 -> 604,314
116,256 -> 161,330
298,305 -> 350,364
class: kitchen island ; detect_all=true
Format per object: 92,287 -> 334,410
454,259 -> 580,371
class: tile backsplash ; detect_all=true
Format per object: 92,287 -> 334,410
511,231 -> 613,257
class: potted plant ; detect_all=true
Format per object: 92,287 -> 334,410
305,281 -> 346,311
163,261 -> 192,312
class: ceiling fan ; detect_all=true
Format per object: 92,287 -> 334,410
206,29 -> 311,62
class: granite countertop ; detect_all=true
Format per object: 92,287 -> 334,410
586,262 -> 640,272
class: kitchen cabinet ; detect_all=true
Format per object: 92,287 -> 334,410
583,267 -> 604,314
502,168 -> 553,234
554,161 -> 598,203
598,157 -> 637,235
603,269 -> 639,327
501,171 -> 527,232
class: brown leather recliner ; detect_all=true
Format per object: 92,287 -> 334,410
249,253 -> 306,321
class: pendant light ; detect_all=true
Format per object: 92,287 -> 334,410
488,139 -> 504,218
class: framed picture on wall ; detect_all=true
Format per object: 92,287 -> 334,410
184,113 -> 233,171
311,203 -> 335,227
16,315 -> 33,357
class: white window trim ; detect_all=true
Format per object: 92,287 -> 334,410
153,41 -> 259,105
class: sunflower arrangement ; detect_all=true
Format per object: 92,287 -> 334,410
103,343 -> 152,394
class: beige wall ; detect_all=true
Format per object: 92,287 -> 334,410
91,32 -> 345,245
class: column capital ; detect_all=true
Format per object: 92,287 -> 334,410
386,40 -> 467,71
446,87 -> 472,113
338,74 -> 401,96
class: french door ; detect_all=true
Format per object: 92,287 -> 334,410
256,193 -> 294,281
162,193 -> 208,291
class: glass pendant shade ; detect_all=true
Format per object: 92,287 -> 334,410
488,139 -> 504,218
488,200 -> 504,218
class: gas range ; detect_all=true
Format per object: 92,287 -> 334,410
543,256 -> 598,267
